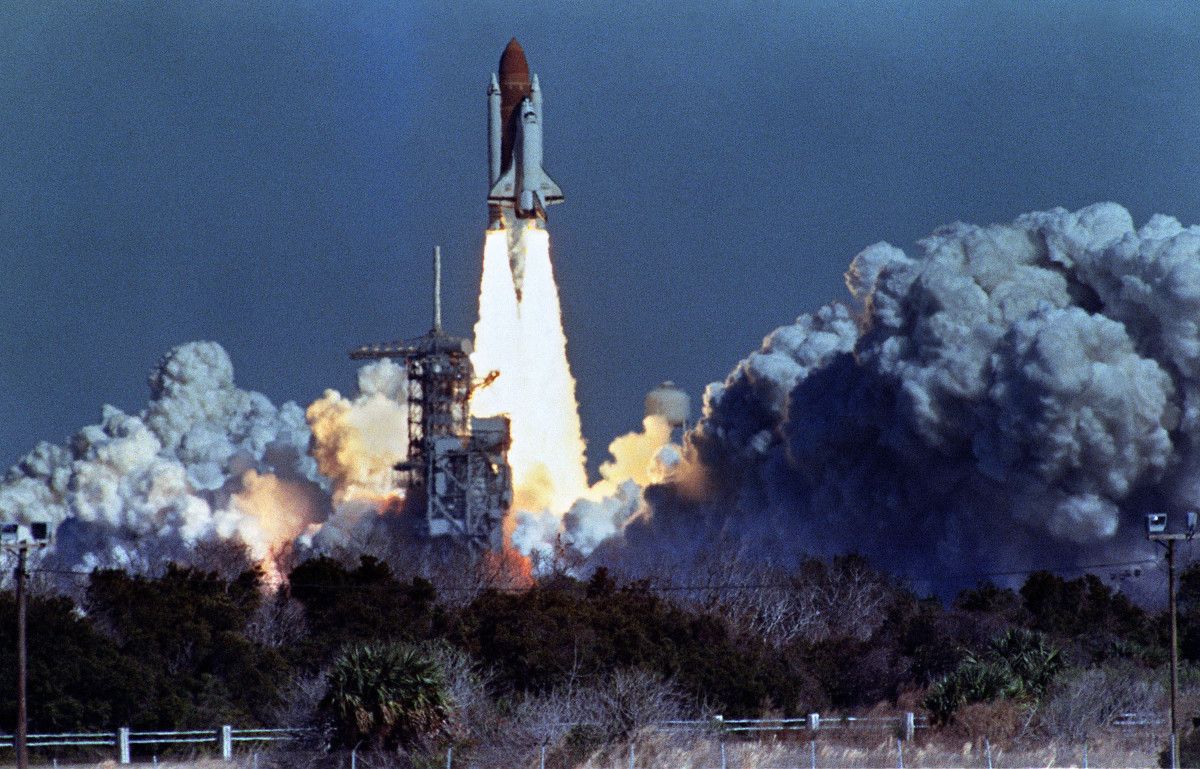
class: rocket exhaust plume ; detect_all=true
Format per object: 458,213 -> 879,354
471,224 -> 588,539
471,40 -> 689,564
471,39 -> 590,556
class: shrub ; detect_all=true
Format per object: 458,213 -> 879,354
320,641 -> 451,751
1037,664 -> 1161,742
925,629 -> 1063,723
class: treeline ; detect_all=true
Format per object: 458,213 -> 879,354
0,553 -> 1184,739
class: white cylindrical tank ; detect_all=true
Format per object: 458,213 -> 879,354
488,75 -> 502,186
645,381 -> 691,428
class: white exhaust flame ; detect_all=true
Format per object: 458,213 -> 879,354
471,224 -> 588,526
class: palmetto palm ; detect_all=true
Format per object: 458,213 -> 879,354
321,642 -> 451,750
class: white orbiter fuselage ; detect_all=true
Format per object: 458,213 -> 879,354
487,39 -> 564,227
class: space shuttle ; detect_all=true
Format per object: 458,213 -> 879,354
487,39 -> 564,227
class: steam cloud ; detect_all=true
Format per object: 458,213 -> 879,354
612,203 -> 1192,582
0,342 -> 409,575
6,203 -> 1198,588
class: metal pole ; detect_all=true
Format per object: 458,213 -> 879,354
1083,742 -> 1088,769
540,744 -> 546,769
628,741 -> 634,769
433,246 -> 443,333
15,546 -> 28,769
897,737 -> 903,769
720,740 -> 727,769
446,745 -> 452,769
985,737 -> 993,769
1170,539 -> 1180,769
810,739 -> 816,769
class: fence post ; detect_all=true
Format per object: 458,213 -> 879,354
809,739 -> 816,769
903,712 -> 915,741
540,744 -> 546,769
220,725 -> 232,761
118,727 -> 130,765
984,737 -> 993,769
446,746 -> 452,769
897,737 -> 903,769
1083,743 -> 1088,769
720,740 -> 727,769
808,712 -> 820,731
628,741 -> 635,769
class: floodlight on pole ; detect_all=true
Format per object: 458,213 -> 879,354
1,522 -> 53,769
1146,512 -> 1195,769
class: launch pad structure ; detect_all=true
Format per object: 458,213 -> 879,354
350,247 -> 512,553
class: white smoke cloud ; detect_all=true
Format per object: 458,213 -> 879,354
513,416 -> 682,565
300,360 -> 410,554
307,360 -> 408,503
0,342 -> 414,575
614,203 -> 1196,582
11,202 -> 1193,588
0,342 -> 326,571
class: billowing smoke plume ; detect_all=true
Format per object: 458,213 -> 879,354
612,203 -> 1194,582
10,202 -> 1193,588
0,342 -> 411,576
0,343 -> 324,572
554,416 -> 680,559
301,360 -> 411,553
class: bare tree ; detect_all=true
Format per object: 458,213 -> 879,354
426,642 -> 497,743
272,669 -> 329,731
652,545 -> 893,647
593,668 -> 689,740
245,589 -> 307,648
1037,664 -> 1163,743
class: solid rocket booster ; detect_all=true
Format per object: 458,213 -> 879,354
487,39 -> 564,227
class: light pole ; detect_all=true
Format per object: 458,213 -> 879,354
1147,512 -> 1195,769
1,523 -> 52,769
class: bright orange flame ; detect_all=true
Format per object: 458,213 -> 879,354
477,546 -> 535,591
230,469 -> 324,584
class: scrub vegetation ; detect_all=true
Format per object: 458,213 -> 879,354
0,548 -> 1189,766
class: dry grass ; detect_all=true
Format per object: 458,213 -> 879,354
574,733 -> 1164,769
0,734 -> 1168,768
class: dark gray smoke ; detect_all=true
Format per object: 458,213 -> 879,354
618,203 -> 1193,584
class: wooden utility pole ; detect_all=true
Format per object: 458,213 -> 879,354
14,546 -> 28,769
0,524 -> 50,769
1169,539 -> 1179,769
1148,515 -> 1190,769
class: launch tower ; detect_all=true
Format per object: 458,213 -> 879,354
351,248 -> 512,553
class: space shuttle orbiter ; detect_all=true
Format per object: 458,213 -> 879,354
487,39 -> 564,227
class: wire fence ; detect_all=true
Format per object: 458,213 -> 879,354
0,726 -> 311,763
0,713 -> 1166,767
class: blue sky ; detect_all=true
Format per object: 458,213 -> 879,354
3,0 -> 1199,473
